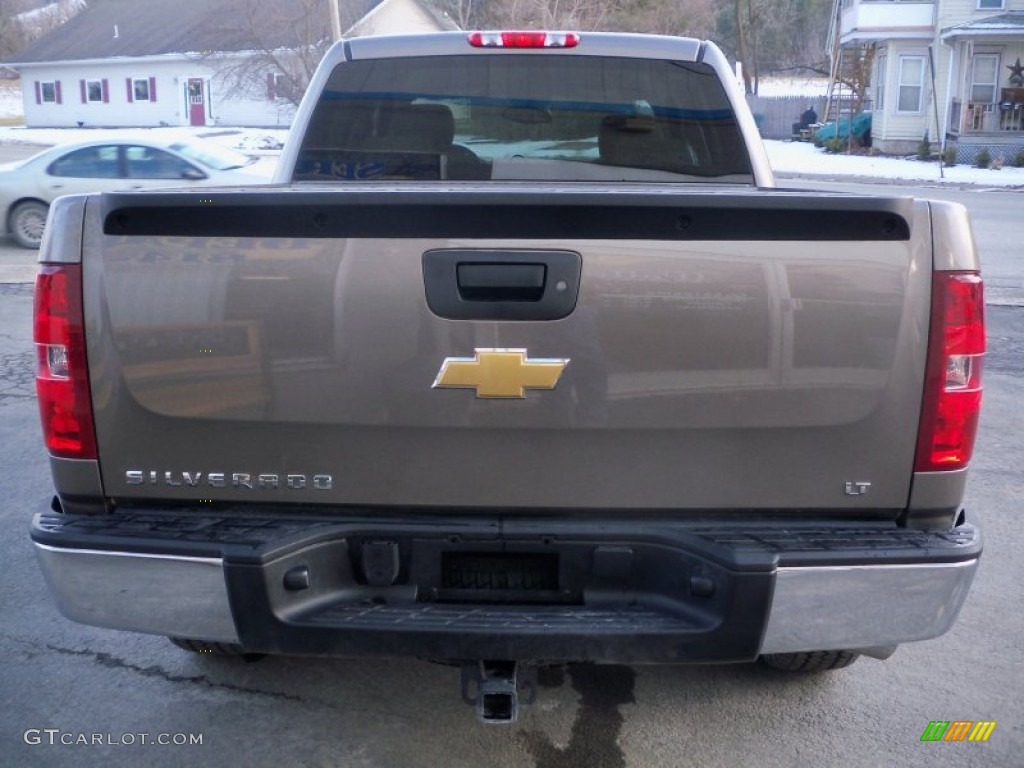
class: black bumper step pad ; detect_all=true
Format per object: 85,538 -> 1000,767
298,602 -> 698,633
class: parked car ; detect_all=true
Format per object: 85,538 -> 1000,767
0,136 -> 271,248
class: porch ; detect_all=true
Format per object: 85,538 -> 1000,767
940,12 -> 1024,165
949,89 -> 1024,165
957,85 -> 1024,132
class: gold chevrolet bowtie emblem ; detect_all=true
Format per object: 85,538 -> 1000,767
433,349 -> 569,399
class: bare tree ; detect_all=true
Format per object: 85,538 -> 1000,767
755,0 -> 831,78
529,0 -> 614,29
833,43 -> 875,113
199,0 -> 363,107
611,0 -> 714,37
732,0 -> 753,93
714,0 -> 833,93
434,0 -> 480,29
733,0 -> 779,94
443,0 -> 620,31
431,0 -> 717,37
0,1 -> 24,60
1,0 -> 84,59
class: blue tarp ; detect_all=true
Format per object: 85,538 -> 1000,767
815,111 -> 872,141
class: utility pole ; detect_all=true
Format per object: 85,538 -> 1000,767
330,0 -> 342,42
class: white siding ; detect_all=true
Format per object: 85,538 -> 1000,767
934,40 -> 958,137
872,43 -> 937,146
938,0 -> 1024,31
206,63 -> 297,128
208,87 -> 297,127
19,58 -> 296,128
840,1 -> 935,43
22,62 -> 180,128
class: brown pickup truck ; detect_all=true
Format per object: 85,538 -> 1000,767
31,31 -> 984,723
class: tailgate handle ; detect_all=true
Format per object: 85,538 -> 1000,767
457,263 -> 545,302
423,249 -> 581,321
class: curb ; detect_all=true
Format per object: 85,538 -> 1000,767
774,170 -> 1024,192
0,266 -> 37,284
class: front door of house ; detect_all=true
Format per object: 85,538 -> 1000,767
187,79 -> 206,126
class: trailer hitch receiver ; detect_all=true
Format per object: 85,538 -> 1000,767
460,660 -> 537,724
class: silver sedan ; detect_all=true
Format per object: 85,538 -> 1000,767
0,136 -> 271,248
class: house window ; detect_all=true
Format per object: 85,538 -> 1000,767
126,77 -> 157,103
80,78 -> 109,104
897,56 -> 925,113
35,80 -> 62,105
875,53 -> 887,111
970,54 -> 999,104
977,0 -> 1004,10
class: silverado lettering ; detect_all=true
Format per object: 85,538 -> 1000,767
124,471 -> 333,490
30,31 -> 984,725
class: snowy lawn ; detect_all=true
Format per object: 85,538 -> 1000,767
0,80 -> 24,122
0,123 -> 290,153
765,139 -> 1024,188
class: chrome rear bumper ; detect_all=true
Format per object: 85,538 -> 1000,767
33,544 -> 240,643
761,560 -> 977,653
31,510 -> 981,659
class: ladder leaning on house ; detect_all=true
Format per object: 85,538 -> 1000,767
823,4 -> 852,149
823,1 -> 869,150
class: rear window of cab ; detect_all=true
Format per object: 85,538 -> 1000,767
294,55 -> 752,183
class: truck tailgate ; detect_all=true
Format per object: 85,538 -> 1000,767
85,187 -> 929,512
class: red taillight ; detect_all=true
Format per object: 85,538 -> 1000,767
914,271 -> 985,472
34,265 -> 97,459
468,31 -> 580,49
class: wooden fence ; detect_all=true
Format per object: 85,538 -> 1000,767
746,95 -> 861,141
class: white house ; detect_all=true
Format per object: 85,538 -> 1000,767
831,0 -> 1024,162
5,0 -> 455,129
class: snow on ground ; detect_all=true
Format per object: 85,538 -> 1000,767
0,121 -> 1022,188
0,81 -> 24,119
0,124 -> 290,153
765,139 -> 1024,188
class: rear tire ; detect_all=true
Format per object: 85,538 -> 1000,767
9,200 -> 49,249
168,637 -> 264,660
759,650 -> 860,672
